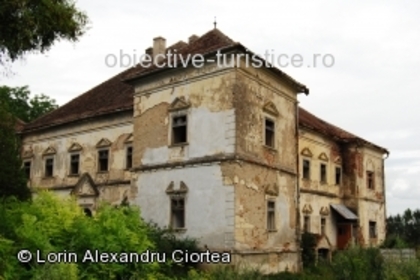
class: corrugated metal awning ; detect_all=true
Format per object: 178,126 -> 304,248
330,204 -> 358,220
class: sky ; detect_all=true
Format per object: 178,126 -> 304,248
2,0 -> 419,215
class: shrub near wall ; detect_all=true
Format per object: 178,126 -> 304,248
0,192 -> 158,279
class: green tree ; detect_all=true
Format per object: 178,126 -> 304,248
385,208 -> 420,248
0,85 -> 58,122
0,105 -> 31,201
0,0 -> 89,67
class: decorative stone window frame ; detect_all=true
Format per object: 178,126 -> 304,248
96,138 -> 112,173
42,146 -> 56,178
266,198 -> 277,232
23,160 -> 32,180
68,142 -> 83,177
166,181 -> 188,232
262,101 -> 279,151
301,148 -> 313,180
124,134 -> 133,170
168,97 -> 190,147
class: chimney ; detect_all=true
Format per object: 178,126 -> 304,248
189,35 -> 199,44
145,47 -> 153,57
153,37 -> 166,59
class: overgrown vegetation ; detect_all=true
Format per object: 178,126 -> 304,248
385,208 -> 420,249
2,193 -> 420,279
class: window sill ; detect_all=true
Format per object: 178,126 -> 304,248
267,229 -> 277,233
171,228 -> 187,233
263,145 -> 278,152
68,174 -> 80,177
42,176 -> 54,179
97,171 -> 109,174
169,142 -> 189,148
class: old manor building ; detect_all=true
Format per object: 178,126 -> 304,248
19,28 -> 389,273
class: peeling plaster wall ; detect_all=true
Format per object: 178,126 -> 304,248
234,66 -> 298,173
136,164 -> 234,250
133,64 -> 236,167
298,128 -> 386,248
21,112 -> 135,205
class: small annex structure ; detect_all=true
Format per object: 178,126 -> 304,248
19,27 -> 389,273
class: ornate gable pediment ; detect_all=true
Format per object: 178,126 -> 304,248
300,147 -> 313,157
68,142 -> 83,152
22,148 -> 34,159
263,101 -> 279,116
168,96 -> 190,112
124,133 -> 133,143
302,204 -> 313,214
43,146 -> 56,156
334,156 -> 342,164
96,138 -> 112,148
264,183 -> 279,196
320,206 -> 330,216
166,181 -> 188,194
318,152 -> 329,162
72,173 -> 99,197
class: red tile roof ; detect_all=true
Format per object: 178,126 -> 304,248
298,107 -> 388,153
21,28 -> 386,153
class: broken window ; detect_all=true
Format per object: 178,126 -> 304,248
320,163 -> 327,183
303,159 -> 310,179
367,171 -> 374,189
265,118 -> 275,148
98,150 -> 109,172
172,115 -> 187,144
126,146 -> 133,169
45,158 -> 54,177
70,154 -> 80,175
170,196 -> 185,229
267,201 -> 276,231
335,167 -> 342,185
23,161 -> 31,179
303,216 -> 311,232
321,217 -> 326,235
369,221 -> 377,238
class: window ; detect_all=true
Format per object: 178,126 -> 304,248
70,154 -> 80,175
172,115 -> 187,144
303,159 -> 310,179
320,163 -> 327,183
170,196 -> 185,229
303,216 -> 311,232
335,167 -> 342,185
98,150 -> 109,172
321,218 -> 326,235
267,201 -> 276,231
126,146 -> 133,169
369,221 -> 377,238
23,161 -> 31,179
367,171 -> 374,189
264,118 -> 275,148
45,158 -> 54,177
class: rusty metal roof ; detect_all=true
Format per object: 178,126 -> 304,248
330,204 -> 358,220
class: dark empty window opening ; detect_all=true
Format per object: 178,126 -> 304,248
70,154 -> 80,175
267,201 -> 275,231
126,146 -> 133,169
304,216 -> 310,232
45,158 -> 54,177
367,171 -> 374,189
265,118 -> 275,147
23,161 -> 31,179
171,196 -> 185,229
303,159 -> 310,179
320,163 -> 327,183
321,218 -> 326,235
335,167 -> 342,185
84,208 -> 92,217
172,115 -> 187,144
98,150 -> 109,172
369,221 -> 377,238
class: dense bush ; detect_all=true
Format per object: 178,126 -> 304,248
0,191 -> 157,279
